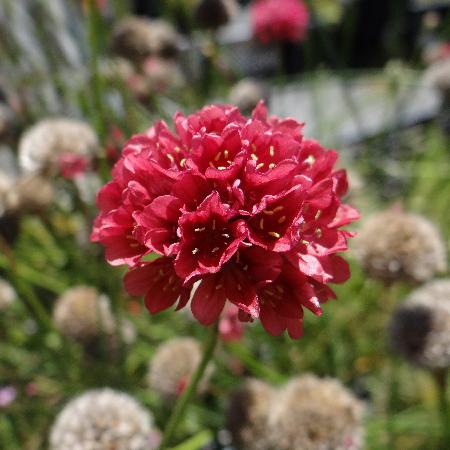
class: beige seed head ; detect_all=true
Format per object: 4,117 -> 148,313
18,119 -> 99,176
424,57 -> 450,97
147,337 -> 211,400
353,209 -> 447,284
194,0 -> 239,29
268,374 -> 365,450
14,175 -> 54,214
230,79 -> 267,115
389,279 -> 450,369
112,17 -> 178,64
227,378 -> 275,450
53,286 -> 116,345
49,388 -> 154,450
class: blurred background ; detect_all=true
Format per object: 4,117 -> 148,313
0,0 -> 449,449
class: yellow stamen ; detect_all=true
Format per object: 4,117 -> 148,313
273,206 -> 284,212
269,163 -> 276,169
278,216 -> 286,224
256,163 -> 265,170
251,153 -> 258,161
195,227 -> 206,232
212,247 -> 220,253
192,248 -> 199,255
268,231 -> 281,238
167,153 -> 174,163
269,145 -> 275,157
263,209 -> 274,215
223,150 -> 229,159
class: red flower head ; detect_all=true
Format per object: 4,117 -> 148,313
250,0 -> 309,45
91,102 -> 359,339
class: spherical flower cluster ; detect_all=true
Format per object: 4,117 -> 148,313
49,388 -> 155,450
194,0 -> 239,30
147,337 -> 211,400
353,209 -> 447,285
91,102 -> 358,338
229,78 -> 268,115
250,0 -> 309,45
111,17 -> 179,65
425,56 -> 450,98
227,378 -> 275,450
15,175 -> 55,213
52,286 -> 136,348
269,375 -> 365,450
18,118 -> 99,177
227,375 -> 364,450
389,279 -> 450,369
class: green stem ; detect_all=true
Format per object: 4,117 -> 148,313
158,323 -> 219,450
434,368 -> 450,450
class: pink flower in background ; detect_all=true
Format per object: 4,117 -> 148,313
219,304 -> 245,342
58,153 -> 89,179
92,102 -> 358,339
251,0 -> 309,44
0,386 -> 17,407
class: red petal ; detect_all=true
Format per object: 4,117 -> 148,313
259,305 -> 285,336
223,267 -> 259,317
191,275 -> 227,325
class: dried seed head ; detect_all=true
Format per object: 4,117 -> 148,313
0,170 -> 19,215
147,337 -> 211,400
53,286 -> 116,345
194,0 -> 239,29
268,374 -> 365,450
389,279 -> 450,369
49,388 -> 154,450
112,17 -> 178,64
15,175 -> 54,214
353,209 -> 447,284
424,57 -> 450,97
230,79 -> 268,115
18,119 -> 99,176
227,378 -> 275,450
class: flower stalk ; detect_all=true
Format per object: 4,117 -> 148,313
434,368 -> 450,449
158,322 -> 219,450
